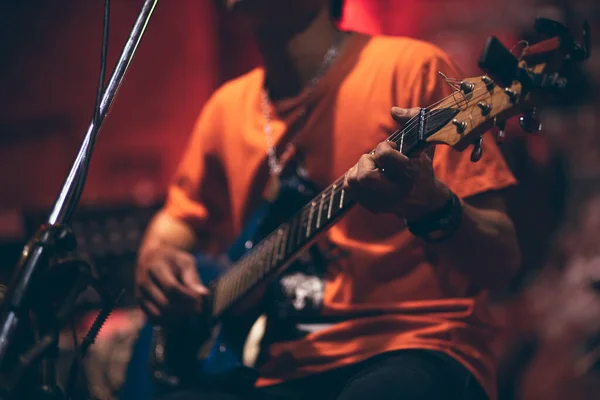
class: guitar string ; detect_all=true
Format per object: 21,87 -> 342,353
253,83 -> 495,242
215,82 -> 504,314
264,80 -> 496,228
252,83 -> 493,240
214,83 -> 502,314
299,82 -> 499,205
215,87 -> 497,314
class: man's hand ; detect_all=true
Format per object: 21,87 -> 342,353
343,107 -> 451,220
135,243 -> 209,323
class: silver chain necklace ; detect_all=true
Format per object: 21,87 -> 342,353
261,31 -> 347,176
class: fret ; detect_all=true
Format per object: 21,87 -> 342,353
272,229 -> 284,265
270,232 -> 282,269
253,250 -> 263,283
277,226 -> 288,261
213,279 -> 226,317
287,214 -> 299,256
229,276 -> 241,310
220,273 -> 235,314
279,227 -> 287,260
263,235 -> 275,274
244,244 -> 257,281
316,193 -> 325,229
258,241 -> 270,279
263,235 -> 277,275
255,243 -> 267,280
298,206 -> 310,246
297,207 -> 308,246
243,252 -> 258,291
245,248 -> 255,284
339,188 -> 345,209
399,130 -> 405,153
224,272 -> 236,313
236,257 -> 248,288
230,268 -> 242,308
260,237 -> 272,276
266,239 -> 276,276
397,125 -> 419,157
306,202 -> 316,237
236,267 -> 247,304
240,252 -> 258,297
309,200 -> 322,238
327,183 -> 336,220
329,185 -> 341,216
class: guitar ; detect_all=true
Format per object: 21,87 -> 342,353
120,18 -> 590,400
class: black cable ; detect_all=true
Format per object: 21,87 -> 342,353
64,1 -> 112,396
93,0 -> 111,140
65,317 -> 82,400
66,0 -> 111,220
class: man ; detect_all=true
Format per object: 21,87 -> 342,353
134,0 -> 521,399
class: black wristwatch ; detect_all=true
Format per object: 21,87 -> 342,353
406,192 -> 463,243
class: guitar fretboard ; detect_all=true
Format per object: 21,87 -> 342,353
211,107 -> 458,318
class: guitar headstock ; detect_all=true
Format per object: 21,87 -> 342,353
421,18 -> 591,162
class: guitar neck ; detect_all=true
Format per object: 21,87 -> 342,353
211,108 -> 453,319
211,173 -> 354,319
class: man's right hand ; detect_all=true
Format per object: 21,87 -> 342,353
135,243 -> 209,324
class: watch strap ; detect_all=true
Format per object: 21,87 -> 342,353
406,192 -> 463,243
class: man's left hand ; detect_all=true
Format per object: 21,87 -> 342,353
343,107 -> 452,221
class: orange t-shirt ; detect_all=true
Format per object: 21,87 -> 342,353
164,33 -> 516,400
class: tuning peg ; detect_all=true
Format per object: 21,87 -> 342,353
470,135 -> 484,162
481,76 -> 495,91
575,20 -> 591,61
519,113 -> 542,133
460,81 -> 475,94
504,88 -> 518,103
495,118 -> 506,144
477,101 -> 492,116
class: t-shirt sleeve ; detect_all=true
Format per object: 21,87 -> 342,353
405,45 -> 517,200
163,93 -> 230,240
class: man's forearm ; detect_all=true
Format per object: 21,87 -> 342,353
425,199 -> 521,291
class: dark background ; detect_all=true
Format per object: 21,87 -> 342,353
1,1 -> 599,399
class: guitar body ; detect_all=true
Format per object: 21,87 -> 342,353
121,257 -> 254,400
121,168 -> 317,400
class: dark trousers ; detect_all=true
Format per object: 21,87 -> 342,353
158,350 -> 488,400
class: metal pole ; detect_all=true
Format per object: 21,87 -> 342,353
0,0 -> 159,365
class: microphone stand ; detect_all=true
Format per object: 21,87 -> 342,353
0,0 -> 159,398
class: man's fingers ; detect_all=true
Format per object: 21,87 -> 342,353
351,177 -> 399,214
372,140 -> 409,173
391,107 -> 421,125
172,251 -> 207,295
149,262 -> 196,300
138,293 -> 162,321
180,265 -> 209,297
344,156 -> 376,192
422,149 -> 433,161
138,280 -> 169,310
358,153 -> 378,173
172,250 -> 196,268
342,165 -> 355,190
